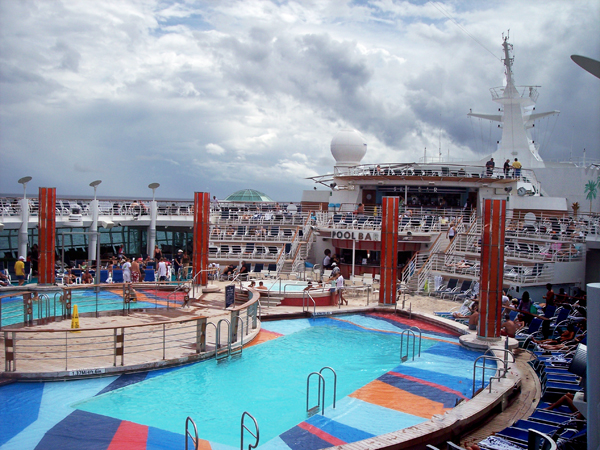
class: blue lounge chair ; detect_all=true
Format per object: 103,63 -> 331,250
144,269 -> 155,282
112,269 -> 123,283
100,270 -> 109,283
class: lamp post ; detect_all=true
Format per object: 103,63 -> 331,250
147,183 -> 160,257
17,176 -> 32,259
88,180 -> 102,262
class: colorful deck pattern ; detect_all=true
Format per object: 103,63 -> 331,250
0,313 -> 479,450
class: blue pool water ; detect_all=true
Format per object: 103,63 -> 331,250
0,314 -> 486,449
0,290 -> 162,327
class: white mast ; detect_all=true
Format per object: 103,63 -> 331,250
468,34 -> 559,169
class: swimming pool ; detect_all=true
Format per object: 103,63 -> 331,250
0,288 -> 184,328
0,313 -> 484,449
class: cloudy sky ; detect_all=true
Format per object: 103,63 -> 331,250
1,0 -> 599,201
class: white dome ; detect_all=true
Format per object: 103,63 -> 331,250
330,129 -> 367,166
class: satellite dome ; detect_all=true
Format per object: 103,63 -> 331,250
330,129 -> 367,166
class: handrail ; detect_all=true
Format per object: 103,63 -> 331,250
231,315 -> 244,357
302,291 -> 316,315
306,372 -> 326,416
399,329 -> 421,362
215,318 -> 231,360
472,355 -> 508,397
408,326 -> 422,356
185,416 -> 199,450
240,411 -> 259,450
319,366 -> 337,409
408,232 -> 443,292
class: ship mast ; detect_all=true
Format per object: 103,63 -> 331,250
468,34 -> 559,169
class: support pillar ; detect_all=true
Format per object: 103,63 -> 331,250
477,198 -> 506,340
38,187 -> 56,285
379,197 -> 399,305
89,199 -> 99,261
193,192 -> 210,286
18,198 -> 29,259
147,199 -> 157,257
586,283 -> 599,450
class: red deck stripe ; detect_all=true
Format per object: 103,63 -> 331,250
297,422 -> 346,446
107,421 -> 148,450
388,371 -> 468,399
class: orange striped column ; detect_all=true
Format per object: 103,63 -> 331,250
379,197 -> 399,305
38,187 -> 56,285
478,198 -> 506,340
193,192 -> 210,286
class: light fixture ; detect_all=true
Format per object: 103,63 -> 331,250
148,182 -> 160,201
18,176 -> 32,199
89,180 -> 102,200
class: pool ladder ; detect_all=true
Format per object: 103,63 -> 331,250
306,366 -> 337,417
400,326 -> 422,362
206,317 -> 245,361
185,412 -> 259,450
472,340 -> 515,397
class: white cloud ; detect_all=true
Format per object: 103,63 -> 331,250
0,0 -> 598,201
206,143 -> 226,155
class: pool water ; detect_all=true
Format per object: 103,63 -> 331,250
0,313 -> 484,450
0,289 -> 174,328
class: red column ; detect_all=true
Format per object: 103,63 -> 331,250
478,198 -> 506,340
193,192 -> 210,286
38,187 -> 56,285
379,197 -> 399,305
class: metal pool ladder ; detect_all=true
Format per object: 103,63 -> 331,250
400,326 -> 422,362
241,411 -> 259,449
185,416 -> 198,450
306,366 -> 337,416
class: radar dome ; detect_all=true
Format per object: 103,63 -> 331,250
330,129 -> 367,166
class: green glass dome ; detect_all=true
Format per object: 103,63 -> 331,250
224,189 -> 274,202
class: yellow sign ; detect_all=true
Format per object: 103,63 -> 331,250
70,304 -> 80,332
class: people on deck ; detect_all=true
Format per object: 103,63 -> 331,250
122,258 -> 132,283
503,159 -> 511,177
131,258 -> 140,283
157,258 -> 168,282
323,249 -> 332,270
221,264 -> 236,279
153,245 -> 162,261
14,256 -> 26,286
82,270 -> 94,284
485,157 -> 495,177
334,272 -> 347,305
174,250 -> 183,280
512,158 -> 522,178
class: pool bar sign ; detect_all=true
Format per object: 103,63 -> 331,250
225,285 -> 236,308
331,230 -> 380,241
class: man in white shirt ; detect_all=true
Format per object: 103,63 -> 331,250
122,258 -> 132,283
335,272 -> 347,305
158,258 -> 168,282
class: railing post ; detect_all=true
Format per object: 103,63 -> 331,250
163,323 -> 166,360
196,317 -> 207,353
